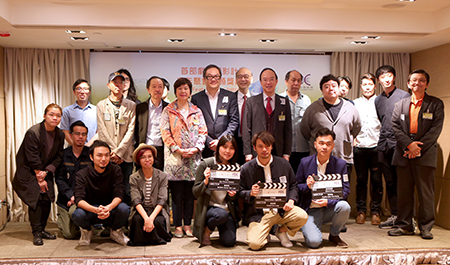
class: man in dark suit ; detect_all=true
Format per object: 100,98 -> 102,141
135,76 -> 169,170
191,64 -> 239,158
235,67 -> 253,165
388,69 -> 444,240
242,67 -> 292,162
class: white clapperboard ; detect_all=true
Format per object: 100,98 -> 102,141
209,164 -> 241,191
312,173 -> 344,200
255,183 -> 287,209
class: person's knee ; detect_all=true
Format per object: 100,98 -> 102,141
248,239 -> 264,251
116,203 -> 131,217
221,236 -> 236,248
306,238 -> 322,249
336,201 -> 351,215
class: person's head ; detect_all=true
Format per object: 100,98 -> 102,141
89,140 -> 111,170
285,70 -> 303,94
337,76 -> 352,97
203,64 -> 222,91
133,143 -> 157,168
259,68 -> 278,96
161,78 -> 170,100
69,120 -> 88,147
375,65 -> 396,90
215,135 -> 238,164
236,67 -> 253,92
117,69 -> 138,102
72,79 -> 91,103
43,103 -> 62,129
407,69 -> 429,93
107,71 -> 125,97
360,73 -> 377,99
146,76 -> 164,101
314,127 -> 336,160
174,78 -> 192,102
252,131 -> 274,160
319,74 -> 340,103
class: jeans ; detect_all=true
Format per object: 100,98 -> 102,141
72,202 -> 130,230
301,201 -> 351,248
205,206 -> 236,247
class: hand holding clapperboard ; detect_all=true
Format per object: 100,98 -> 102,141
209,164 -> 241,191
311,173 -> 344,200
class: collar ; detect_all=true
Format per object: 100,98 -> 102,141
238,90 -> 251,99
149,98 -> 162,108
263,93 -> 275,102
256,155 -> 273,168
411,93 -> 424,105
316,156 -> 330,167
205,88 -> 220,99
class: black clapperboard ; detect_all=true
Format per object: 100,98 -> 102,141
209,164 -> 241,191
255,183 -> 287,209
312,173 -> 344,200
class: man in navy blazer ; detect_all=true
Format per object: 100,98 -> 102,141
191,64 -> 239,158
388,69 -> 444,240
296,128 -> 350,248
242,68 -> 292,162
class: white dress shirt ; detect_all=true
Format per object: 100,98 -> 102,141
146,99 -> 163,146
353,95 -> 381,148
205,88 -> 220,120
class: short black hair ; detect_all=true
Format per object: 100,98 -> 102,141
174,78 -> 193,95
360,73 -> 376,84
252,131 -> 275,147
215,135 -> 238,164
338,76 -> 352,89
259,68 -> 278,81
146,76 -> 163,89
408,69 -> 430,84
203,64 -> 222,78
69,120 -> 88,134
319,74 -> 339,90
72,79 -> 91,91
161,77 -> 170,91
285,70 -> 303,82
89,140 -> 111,157
315,127 -> 336,141
375,65 -> 396,79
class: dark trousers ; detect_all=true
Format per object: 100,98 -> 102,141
236,136 -> 246,166
169,181 -> 195,227
205,206 -> 236,247
354,147 -> 382,214
346,163 -> 353,181
397,163 -> 435,232
72,202 -> 130,230
29,193 -> 51,235
290,152 -> 310,174
119,161 -> 133,206
153,146 -> 164,171
378,148 -> 398,215
129,211 -> 172,246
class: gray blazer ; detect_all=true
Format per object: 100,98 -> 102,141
134,98 -> 169,148
129,168 -> 170,232
242,93 -> 292,157
392,93 -> 444,168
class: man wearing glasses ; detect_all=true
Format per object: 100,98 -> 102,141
191,64 -> 239,158
234,67 -> 253,164
60,79 -> 97,145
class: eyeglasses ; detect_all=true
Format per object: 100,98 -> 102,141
237,74 -> 250,80
124,77 -> 130,82
205,75 -> 221,80
72,132 -> 88,136
75,87 -> 90,92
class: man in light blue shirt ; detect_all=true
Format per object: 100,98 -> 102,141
60,79 -> 97,145
280,70 -> 311,174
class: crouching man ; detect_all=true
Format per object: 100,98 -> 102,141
72,140 -> 130,246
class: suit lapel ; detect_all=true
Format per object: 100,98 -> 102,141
416,93 -> 430,138
200,91 -> 214,120
403,98 -> 411,134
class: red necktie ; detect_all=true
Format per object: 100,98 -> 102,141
266,97 -> 273,116
240,95 -> 247,134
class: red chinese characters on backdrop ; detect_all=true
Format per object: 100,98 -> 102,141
181,66 -> 238,94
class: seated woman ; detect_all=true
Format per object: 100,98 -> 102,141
193,135 -> 239,247
128,143 -> 172,246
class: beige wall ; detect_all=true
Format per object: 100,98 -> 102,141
411,43 -> 450,229
0,46 -> 6,226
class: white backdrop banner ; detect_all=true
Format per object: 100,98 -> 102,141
89,52 -> 330,104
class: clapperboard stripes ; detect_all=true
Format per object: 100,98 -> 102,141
209,164 -> 241,191
312,173 -> 344,200
255,182 -> 287,209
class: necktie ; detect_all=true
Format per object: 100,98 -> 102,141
240,95 -> 247,134
266,97 -> 273,116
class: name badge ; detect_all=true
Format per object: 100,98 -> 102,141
423,112 -> 433,120
104,113 -> 111,121
279,112 -> 286,121
280,98 -> 286,105
279,176 -> 287,183
222,96 -> 229,103
400,114 -> 405,121
117,118 -> 126,125
218,109 -> 227,116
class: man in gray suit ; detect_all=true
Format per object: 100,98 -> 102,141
242,67 -> 292,162
388,69 -> 444,240
191,64 -> 239,158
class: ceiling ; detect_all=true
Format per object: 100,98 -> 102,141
1,0 -> 450,53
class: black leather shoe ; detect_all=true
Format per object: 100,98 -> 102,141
33,233 -> 43,246
41,231 -> 56,240
387,228 -> 414,236
420,231 -> 433,240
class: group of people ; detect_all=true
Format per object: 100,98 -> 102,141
12,63 -> 444,250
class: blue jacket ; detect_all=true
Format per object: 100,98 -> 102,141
296,154 -> 350,211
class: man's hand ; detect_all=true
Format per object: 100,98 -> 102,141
227,190 -> 237,197
38,180 -> 48,193
209,140 -> 219,152
250,181 -> 261,197
306,175 -> 315,189
283,155 -> 290,161
245,155 -> 253,162
110,152 -> 123,164
96,205 -> 111,220
405,141 -> 423,159
312,199 -> 328,207
67,196 -> 75,207
283,199 -> 295,212
35,170 -> 47,182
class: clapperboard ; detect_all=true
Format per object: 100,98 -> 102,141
255,183 -> 287,209
209,164 -> 241,191
312,173 -> 344,200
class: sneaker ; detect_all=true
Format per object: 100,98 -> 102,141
79,229 -> 93,246
110,228 -> 130,245
387,228 -> 414,236
275,229 -> 293,248
379,215 -> 397,229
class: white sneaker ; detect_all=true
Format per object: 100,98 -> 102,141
110,228 -> 129,245
275,229 -> 293,248
79,229 -> 93,246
